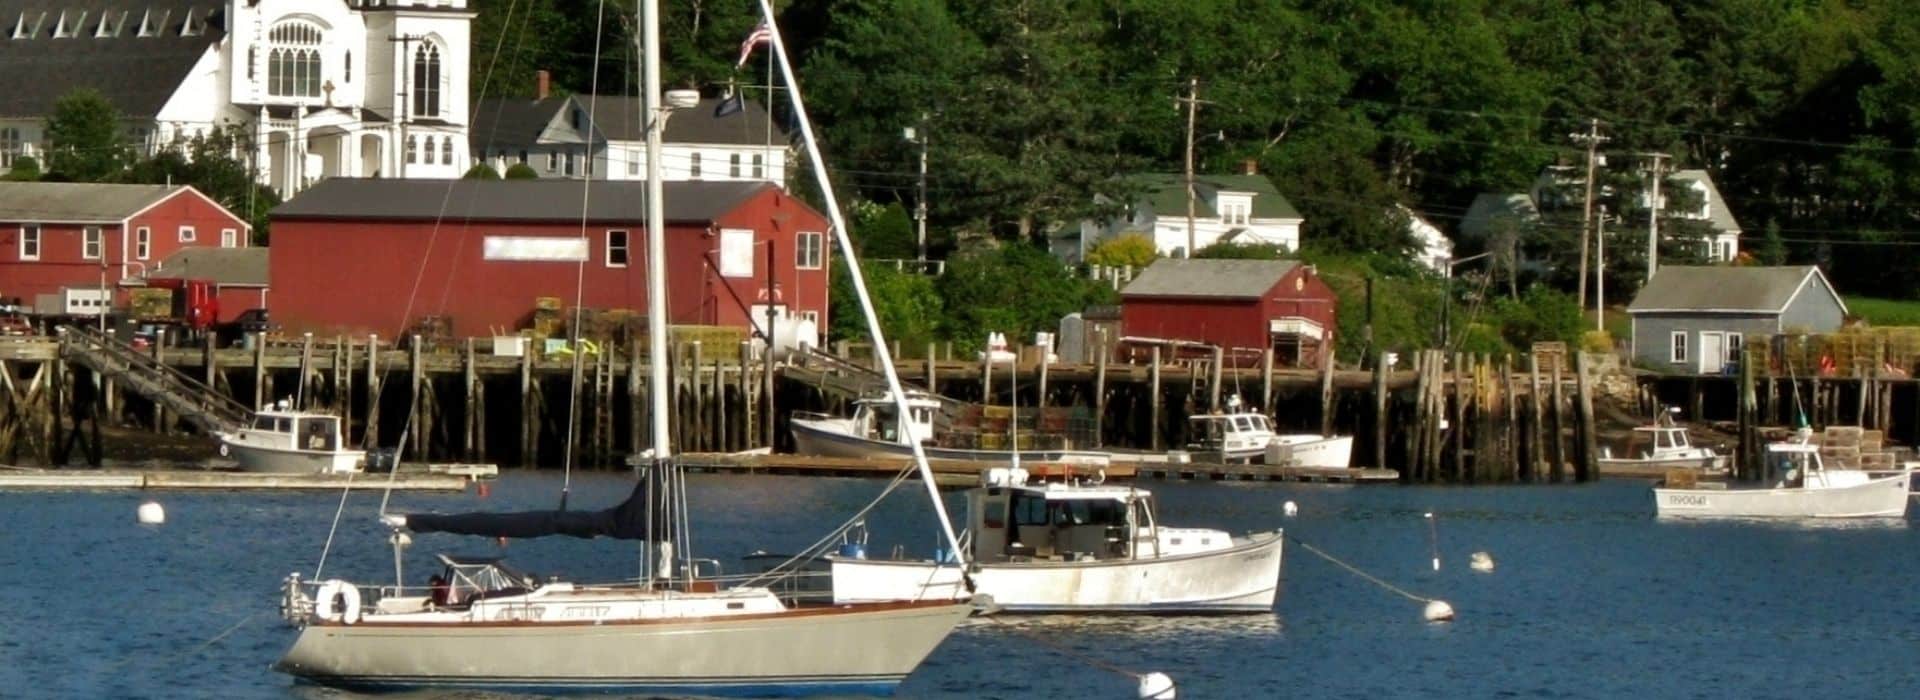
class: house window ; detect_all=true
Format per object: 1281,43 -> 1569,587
135,226 -> 150,259
751,153 -> 764,179
406,136 -> 417,164
344,51 -> 352,82
221,229 -> 238,247
441,136 -> 453,165
82,226 -> 102,260
563,152 -> 577,176
547,151 -> 558,171
0,128 -> 19,167
799,310 -> 820,326
730,153 -> 742,178
796,231 -> 824,270
1670,331 -> 1688,364
19,224 -> 40,260
606,230 -> 629,267
1726,332 -> 1743,364
518,150 -> 528,164
267,21 -> 323,98
179,225 -> 195,243
412,43 -> 442,118
628,149 -> 641,176
1220,199 -> 1250,226
690,152 -> 702,179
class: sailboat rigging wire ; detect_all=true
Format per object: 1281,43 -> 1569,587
753,0 -> 970,567
313,473 -> 357,579
738,457 -> 921,587
558,0 -> 613,509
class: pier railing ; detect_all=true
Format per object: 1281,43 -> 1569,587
57,326 -> 251,435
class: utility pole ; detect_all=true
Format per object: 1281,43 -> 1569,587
1571,118 -> 1608,312
389,34 -> 422,179
905,115 -> 929,263
1643,152 -> 1668,282
1178,77 -> 1204,258
1595,204 -> 1608,331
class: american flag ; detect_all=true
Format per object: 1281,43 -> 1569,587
735,22 -> 772,69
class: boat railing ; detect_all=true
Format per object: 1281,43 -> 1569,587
790,410 -> 837,422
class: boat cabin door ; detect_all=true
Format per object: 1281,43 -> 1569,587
299,417 -> 339,451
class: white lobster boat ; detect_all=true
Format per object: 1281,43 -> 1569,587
218,403 -> 364,474
831,466 -> 1284,613
1653,432 -> 1910,518
1187,406 -> 1354,467
1599,410 -> 1728,478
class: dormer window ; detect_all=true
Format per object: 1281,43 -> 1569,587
1218,196 -> 1251,226
181,8 -> 199,37
94,11 -> 120,38
137,10 -> 168,38
53,10 -> 84,38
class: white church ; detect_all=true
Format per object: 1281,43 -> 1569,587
0,1 -> 473,196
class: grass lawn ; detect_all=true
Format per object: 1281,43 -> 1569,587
1844,296 -> 1920,326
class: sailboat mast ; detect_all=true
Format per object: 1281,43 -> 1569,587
641,0 -> 674,581
753,0 -> 970,566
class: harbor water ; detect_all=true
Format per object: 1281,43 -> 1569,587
4,470 -> 1918,698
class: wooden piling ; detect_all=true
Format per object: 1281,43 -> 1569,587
1573,351 -> 1596,482
1319,350 -> 1336,436
1093,333 -> 1108,447
1549,353 -> 1566,483
251,332 -> 266,410
1209,345 -> 1224,412
364,335 -> 381,448
1372,352 -> 1388,470
1149,346 -> 1162,452
1261,347 -> 1275,412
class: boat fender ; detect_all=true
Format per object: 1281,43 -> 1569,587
314,579 -> 362,624
218,442 -> 230,458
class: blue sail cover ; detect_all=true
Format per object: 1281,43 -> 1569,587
406,480 -> 665,540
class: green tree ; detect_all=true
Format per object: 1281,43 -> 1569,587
464,163 -> 502,179
2,156 -> 40,181
828,262 -> 942,347
504,162 -> 539,179
1083,234 -> 1158,268
1194,241 -> 1287,260
124,128 -> 279,242
1754,218 -> 1787,265
936,242 -> 1109,351
849,200 -> 916,259
45,89 -> 128,181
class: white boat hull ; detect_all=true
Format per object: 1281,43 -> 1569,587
830,531 -> 1283,613
1600,454 -> 1730,478
789,415 -> 1105,462
1654,473 -> 1911,518
1266,435 -> 1354,468
221,437 -> 363,474
276,600 -> 971,695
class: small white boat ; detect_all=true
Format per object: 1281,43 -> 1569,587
790,390 -> 1108,462
1653,432 -> 1910,518
830,466 -> 1284,613
218,402 -> 363,474
1188,403 -> 1354,467
1599,409 -> 1728,478
1266,433 -> 1356,468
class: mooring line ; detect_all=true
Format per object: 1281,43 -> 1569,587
105,611 -> 263,672
1290,536 -> 1436,604
980,613 -> 1160,685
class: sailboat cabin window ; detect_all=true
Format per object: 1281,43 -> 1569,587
796,231 -> 824,269
605,230 -> 629,268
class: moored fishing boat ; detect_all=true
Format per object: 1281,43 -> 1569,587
217,402 -> 363,474
1653,430 -> 1909,518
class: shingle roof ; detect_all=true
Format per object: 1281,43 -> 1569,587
1120,258 -> 1300,299
145,246 -> 266,286
271,178 -> 775,224
1627,266 -> 1834,314
468,95 -> 786,151
469,96 -> 574,152
0,2 -> 225,119
1124,173 -> 1301,221
1670,169 -> 1743,233
0,181 -> 186,221
1459,193 -> 1538,240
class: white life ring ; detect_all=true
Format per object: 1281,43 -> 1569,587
313,579 -> 362,625
217,442 -> 231,458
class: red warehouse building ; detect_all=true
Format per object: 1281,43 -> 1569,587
0,182 -> 251,310
1120,258 -> 1337,368
268,179 -> 832,337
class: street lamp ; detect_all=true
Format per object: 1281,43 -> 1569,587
1439,250 -> 1495,348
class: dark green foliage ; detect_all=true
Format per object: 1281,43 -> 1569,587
3,156 -> 39,181
45,89 -> 127,181
849,201 -> 916,260
464,163 -> 502,179
504,163 -> 539,180
935,243 -> 1114,352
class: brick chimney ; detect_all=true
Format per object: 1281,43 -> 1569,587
535,70 -> 550,100
1240,158 -> 1258,176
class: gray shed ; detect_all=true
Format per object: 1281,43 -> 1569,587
1626,266 -> 1846,374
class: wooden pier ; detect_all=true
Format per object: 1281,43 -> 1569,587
0,468 -> 472,491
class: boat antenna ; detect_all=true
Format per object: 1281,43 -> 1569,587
754,0 -> 969,568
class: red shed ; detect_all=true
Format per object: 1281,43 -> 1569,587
1120,258 -> 1337,368
0,182 -> 251,310
268,178 -> 831,338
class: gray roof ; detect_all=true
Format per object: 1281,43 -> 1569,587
468,95 -> 785,151
1459,193 -> 1538,240
1121,258 -> 1301,299
1123,173 -> 1301,221
146,246 -> 266,286
1627,266 -> 1840,314
271,178 -> 776,224
1670,169 -> 1742,233
0,2 -> 225,119
0,181 -> 192,222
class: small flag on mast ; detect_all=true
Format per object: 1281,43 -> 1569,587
735,22 -> 773,69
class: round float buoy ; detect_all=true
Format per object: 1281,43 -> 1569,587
1470,551 -> 1495,573
1138,672 -> 1176,699
313,579 -> 362,624
1282,501 -> 1298,517
136,501 -> 165,525
1423,600 -> 1455,622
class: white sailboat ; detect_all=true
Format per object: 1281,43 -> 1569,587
274,4 -> 976,694
1653,430 -> 1910,519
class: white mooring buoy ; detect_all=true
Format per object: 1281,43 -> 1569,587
1282,500 -> 1298,517
137,501 -> 165,525
1423,600 -> 1455,623
1470,551 -> 1495,573
1138,672 -> 1176,699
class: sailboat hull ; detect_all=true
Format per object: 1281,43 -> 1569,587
275,600 -> 971,695
831,531 -> 1284,613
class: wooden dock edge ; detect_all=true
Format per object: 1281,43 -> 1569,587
0,469 -> 470,492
